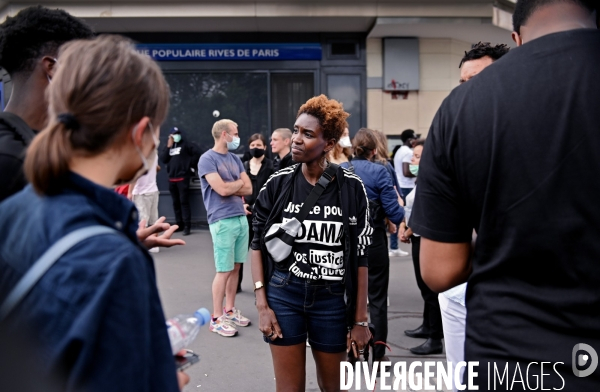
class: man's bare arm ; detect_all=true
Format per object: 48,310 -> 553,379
233,172 -> 252,196
204,172 -> 243,197
420,238 -> 472,292
402,162 -> 416,178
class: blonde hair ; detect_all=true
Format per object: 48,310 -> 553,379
272,128 -> 292,140
372,129 -> 390,164
25,35 -> 169,194
212,119 -> 238,139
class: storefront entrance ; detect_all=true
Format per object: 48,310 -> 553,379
139,36 -> 366,224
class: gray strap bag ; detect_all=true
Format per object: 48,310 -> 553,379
0,226 -> 119,322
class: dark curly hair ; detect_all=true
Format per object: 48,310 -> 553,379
513,0 -> 597,34
459,42 -> 510,68
297,94 -> 349,143
0,5 -> 94,75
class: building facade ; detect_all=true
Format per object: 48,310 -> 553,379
1,0 -> 516,223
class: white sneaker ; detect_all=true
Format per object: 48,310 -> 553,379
389,249 -> 409,257
223,307 -> 251,327
148,247 -> 159,253
209,315 -> 238,337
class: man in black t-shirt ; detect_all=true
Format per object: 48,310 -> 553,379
411,0 -> 599,390
0,7 -> 93,202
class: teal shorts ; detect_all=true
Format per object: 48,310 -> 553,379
208,215 -> 249,273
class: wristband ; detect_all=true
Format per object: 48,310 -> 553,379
354,322 -> 369,327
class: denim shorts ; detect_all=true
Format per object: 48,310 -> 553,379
266,269 -> 347,353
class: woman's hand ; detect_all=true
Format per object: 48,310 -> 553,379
386,220 -> 397,235
257,305 -> 283,341
177,371 -> 189,391
347,325 -> 372,358
399,224 -> 411,244
137,216 -> 186,249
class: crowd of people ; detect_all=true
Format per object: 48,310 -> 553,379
0,1 -> 599,391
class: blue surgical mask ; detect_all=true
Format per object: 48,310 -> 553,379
226,133 -> 240,150
409,164 -> 419,176
172,134 -> 182,143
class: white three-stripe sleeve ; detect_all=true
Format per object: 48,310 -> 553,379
344,170 -> 373,257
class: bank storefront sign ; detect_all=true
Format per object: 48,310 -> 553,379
136,43 -> 322,61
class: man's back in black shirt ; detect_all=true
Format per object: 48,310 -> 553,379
411,29 -> 600,389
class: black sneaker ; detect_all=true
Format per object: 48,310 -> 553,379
183,227 -> 191,236
174,225 -> 185,233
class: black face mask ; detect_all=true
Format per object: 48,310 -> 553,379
250,148 -> 265,158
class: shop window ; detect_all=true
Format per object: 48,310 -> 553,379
328,42 -> 359,59
327,74 -> 361,133
163,72 -> 268,153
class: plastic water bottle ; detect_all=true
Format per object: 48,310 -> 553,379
166,308 -> 211,355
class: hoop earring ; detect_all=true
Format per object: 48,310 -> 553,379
319,155 -> 328,170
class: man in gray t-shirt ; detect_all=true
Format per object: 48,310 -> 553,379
197,119 -> 252,337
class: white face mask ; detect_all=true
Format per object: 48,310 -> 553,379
338,136 -> 352,148
115,122 -> 159,186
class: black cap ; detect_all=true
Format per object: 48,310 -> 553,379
170,127 -> 181,134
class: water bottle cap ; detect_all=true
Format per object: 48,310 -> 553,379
194,308 -> 211,325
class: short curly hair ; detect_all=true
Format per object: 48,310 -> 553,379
0,5 -> 94,75
296,94 -> 349,143
459,42 -> 510,68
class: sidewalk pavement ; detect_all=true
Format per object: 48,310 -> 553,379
154,228 -> 450,392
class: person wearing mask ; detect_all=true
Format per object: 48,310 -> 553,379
351,127 -> 405,364
327,126 -> 353,168
393,129 -> 418,200
373,129 -> 408,257
270,128 -> 294,171
160,127 -> 201,236
237,133 -> 274,292
198,119 -> 253,337
0,35 -> 188,392
128,153 -> 161,253
398,140 -> 444,355
411,0 -> 600,389
251,95 -> 372,392
0,6 -> 94,203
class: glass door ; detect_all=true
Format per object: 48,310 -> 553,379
270,73 -> 315,131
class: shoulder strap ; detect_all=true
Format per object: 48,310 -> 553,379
295,163 -> 339,223
0,112 -> 36,144
0,225 -> 119,322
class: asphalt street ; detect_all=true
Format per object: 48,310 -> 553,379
154,228 -> 449,392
